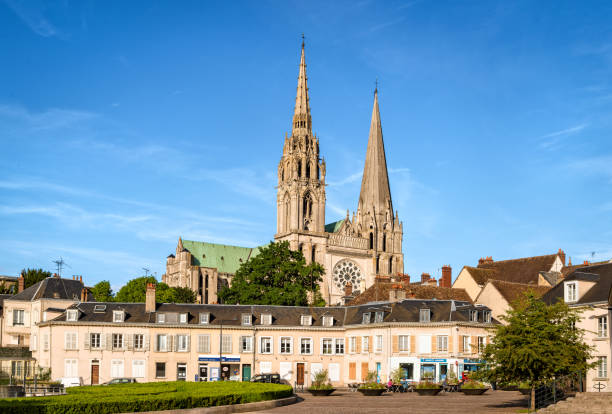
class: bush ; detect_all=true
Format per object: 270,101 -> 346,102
416,381 -> 441,389
0,381 -> 292,414
461,380 -> 487,389
359,371 -> 386,390
309,370 -> 333,390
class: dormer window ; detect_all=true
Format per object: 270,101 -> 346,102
300,315 -> 312,326
157,313 -> 166,323
375,311 -> 384,323
179,313 -> 188,324
419,309 -> 431,323
241,314 -> 252,326
199,313 -> 210,324
261,314 -> 272,325
322,316 -> 333,327
469,310 -> 478,322
362,312 -> 371,324
66,309 -> 78,322
564,282 -> 578,302
113,310 -> 125,323
484,311 -> 492,323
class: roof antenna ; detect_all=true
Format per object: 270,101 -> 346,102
143,267 -> 150,277
52,257 -> 70,277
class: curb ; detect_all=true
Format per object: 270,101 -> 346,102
122,395 -> 299,414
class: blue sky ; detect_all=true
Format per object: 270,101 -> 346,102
1,1 -> 611,291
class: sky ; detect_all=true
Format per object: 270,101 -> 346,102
1,0 -> 611,291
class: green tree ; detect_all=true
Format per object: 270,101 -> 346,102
169,286 -> 197,303
0,281 -> 13,294
476,291 -> 594,410
21,268 -> 52,289
91,280 -> 114,302
115,276 -> 196,304
218,241 -> 325,306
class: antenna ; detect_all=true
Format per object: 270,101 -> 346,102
52,257 -> 71,277
142,267 -> 150,277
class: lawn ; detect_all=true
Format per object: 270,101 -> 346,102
0,381 -> 293,414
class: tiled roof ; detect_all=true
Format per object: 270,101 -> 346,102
9,277 -> 91,301
182,240 -> 265,274
560,260 -> 609,277
463,267 -> 497,285
347,282 -> 472,306
324,219 -> 345,233
486,280 -> 551,305
542,262 -> 612,305
470,253 -> 558,285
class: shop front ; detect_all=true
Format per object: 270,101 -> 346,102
197,355 -> 242,381
420,358 -> 448,382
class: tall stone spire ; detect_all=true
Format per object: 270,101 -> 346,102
358,89 -> 393,214
292,39 -> 312,135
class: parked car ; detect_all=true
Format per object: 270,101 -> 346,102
59,377 -> 83,388
103,378 -> 137,385
250,374 -> 281,384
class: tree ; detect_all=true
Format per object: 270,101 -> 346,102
0,281 -> 13,294
114,276 -> 196,304
21,268 -> 51,289
476,291 -> 594,410
169,286 -> 197,304
91,280 -> 114,302
218,241 -> 326,306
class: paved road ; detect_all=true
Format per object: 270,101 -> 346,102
252,390 -> 527,414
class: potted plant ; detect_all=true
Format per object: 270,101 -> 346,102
415,380 -> 443,396
307,370 -> 335,396
358,371 -> 386,396
460,380 -> 489,395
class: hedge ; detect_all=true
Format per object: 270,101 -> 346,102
0,381 -> 293,414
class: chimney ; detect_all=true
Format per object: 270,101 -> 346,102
53,273 -> 60,278
557,249 -> 566,266
18,273 -> 25,293
400,274 -> 410,284
441,265 -> 452,288
388,284 -> 406,302
80,288 -> 88,302
421,273 -> 431,284
344,282 -> 353,297
146,283 -> 156,312
583,260 -> 590,265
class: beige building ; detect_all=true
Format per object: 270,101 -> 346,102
34,283 -> 494,386
474,280 -> 550,323
163,41 -> 404,305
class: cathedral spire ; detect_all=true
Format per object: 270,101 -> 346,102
292,38 -> 311,135
358,88 -> 393,215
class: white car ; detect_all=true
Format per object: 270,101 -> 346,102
59,377 -> 83,388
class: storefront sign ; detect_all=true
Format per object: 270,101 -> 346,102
420,359 -> 447,363
198,355 -> 240,362
463,359 -> 483,364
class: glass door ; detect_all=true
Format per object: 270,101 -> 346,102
199,364 -> 208,381
177,363 -> 187,381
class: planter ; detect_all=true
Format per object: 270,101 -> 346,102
460,388 -> 489,395
415,388 -> 442,396
307,388 -> 335,396
519,388 -> 531,395
358,388 -> 386,396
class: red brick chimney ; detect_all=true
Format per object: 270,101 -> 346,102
389,284 -> 406,302
145,283 -> 156,312
478,257 -> 494,266
18,273 -> 25,293
80,288 -> 88,302
557,249 -> 566,266
344,282 -> 353,297
400,274 -> 410,283
421,273 -> 431,284
441,265 -> 452,288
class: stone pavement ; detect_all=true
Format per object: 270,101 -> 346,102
249,390 -> 528,414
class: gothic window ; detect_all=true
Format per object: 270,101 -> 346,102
311,246 -> 316,263
369,233 -> 374,250
302,192 -> 313,230
297,161 -> 302,178
376,256 -> 380,274
284,193 -> 290,232
317,164 -> 320,180
388,257 -> 393,274
306,162 -> 310,179
382,234 -> 386,252
332,260 -> 363,291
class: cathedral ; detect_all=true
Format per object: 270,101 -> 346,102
163,41 -> 403,305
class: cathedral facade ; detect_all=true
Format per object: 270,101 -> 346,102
163,42 -> 403,305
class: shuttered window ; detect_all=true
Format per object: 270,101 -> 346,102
198,335 -> 210,353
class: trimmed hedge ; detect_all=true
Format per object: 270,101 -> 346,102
0,381 -> 293,414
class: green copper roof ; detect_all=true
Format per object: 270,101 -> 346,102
325,219 -> 345,233
182,240 -> 264,274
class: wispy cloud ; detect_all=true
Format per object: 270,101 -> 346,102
538,123 -> 588,150
3,0 -> 59,37
370,17 -> 405,33
0,105 -> 97,131
569,155 -> 612,183
327,171 -> 362,186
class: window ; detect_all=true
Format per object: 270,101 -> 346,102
437,335 -> 448,352
157,313 -> 166,323
301,315 -> 312,326
111,359 -> 124,378
335,338 -> 345,354
565,282 -> 577,302
64,359 -> 78,377
478,336 -> 486,353
399,335 -> 410,352
349,337 -> 357,353
469,310 -> 478,322
177,334 -> 189,352
179,313 -> 188,324
13,309 -> 24,326
462,336 -> 471,353
241,314 -> 252,326
43,334 -> 49,351
132,360 -> 145,378
222,335 -> 232,353
134,334 -> 144,350
300,338 -> 312,354
113,311 -> 124,323
90,333 -> 101,349
322,316 -> 333,327
240,336 -> 253,353
64,332 -> 77,350
598,316 -> 608,338
261,313 -> 272,325
94,304 -> 106,313
112,334 -> 124,350
484,311 -> 492,323
66,309 -> 78,322
199,313 -> 210,324
419,309 -> 431,323
362,336 -> 369,353
198,335 -> 210,353
155,362 -> 166,378
597,356 -> 608,378
375,311 -> 384,323
362,312 -> 371,324
375,335 -> 383,352
30,334 -> 37,351
322,338 -> 333,355
156,334 -> 168,352
260,337 -> 272,354
280,337 -> 292,354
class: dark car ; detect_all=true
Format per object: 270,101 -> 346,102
250,374 -> 281,384
103,378 -> 137,385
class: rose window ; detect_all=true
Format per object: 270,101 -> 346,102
332,259 -> 363,291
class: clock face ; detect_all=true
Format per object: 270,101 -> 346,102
332,259 -> 363,291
